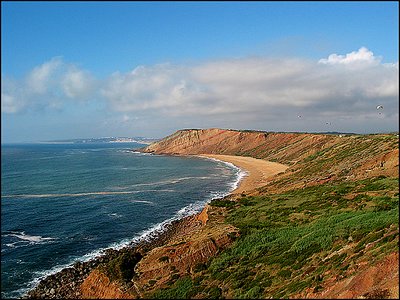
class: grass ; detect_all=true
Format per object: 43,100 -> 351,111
149,176 -> 399,299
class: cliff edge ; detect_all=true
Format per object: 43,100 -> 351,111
26,128 -> 399,299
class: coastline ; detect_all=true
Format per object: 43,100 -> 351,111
22,215 -> 198,299
198,154 -> 289,194
23,153 -> 286,298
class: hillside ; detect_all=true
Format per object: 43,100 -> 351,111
137,129 -> 399,299
27,129 -> 399,299
141,128 -> 398,192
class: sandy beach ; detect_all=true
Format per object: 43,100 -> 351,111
199,154 -> 289,194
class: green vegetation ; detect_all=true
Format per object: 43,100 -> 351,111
209,198 -> 236,208
143,128 -> 398,299
99,250 -> 142,284
152,276 -> 224,299
261,134 -> 398,191
150,177 -> 398,298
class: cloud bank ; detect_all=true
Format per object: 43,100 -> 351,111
2,48 -> 398,133
2,57 -> 96,113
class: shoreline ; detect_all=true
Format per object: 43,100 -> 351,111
22,215 -> 197,299
22,153 -> 287,299
198,154 -> 289,194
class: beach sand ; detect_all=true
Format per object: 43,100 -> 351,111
200,154 -> 289,194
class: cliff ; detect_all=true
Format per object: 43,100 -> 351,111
27,129 -> 399,299
141,128 -> 342,164
141,128 -> 398,193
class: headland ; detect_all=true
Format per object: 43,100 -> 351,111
24,128 -> 399,299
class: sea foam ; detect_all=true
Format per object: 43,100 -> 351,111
4,231 -> 57,243
11,151 -> 242,299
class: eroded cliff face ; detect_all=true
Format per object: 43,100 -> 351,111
79,204 -> 239,298
80,270 -> 133,299
142,128 -> 398,193
141,128 -> 340,164
294,252 -> 399,299
78,129 -> 398,299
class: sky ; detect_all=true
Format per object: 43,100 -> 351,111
1,1 -> 399,143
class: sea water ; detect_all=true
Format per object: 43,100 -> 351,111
1,142 -> 244,298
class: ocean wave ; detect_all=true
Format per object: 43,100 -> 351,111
108,213 -> 123,218
198,156 -> 248,191
3,231 -> 57,247
129,200 -> 154,205
19,197 -> 214,297
124,151 -> 154,156
2,189 -> 177,200
17,155 -> 243,298
2,191 -> 142,199
4,242 -> 30,249
133,176 -> 212,187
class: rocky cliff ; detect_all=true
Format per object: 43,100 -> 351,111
142,128 -> 398,192
141,128 -> 341,164
79,205 -> 239,298
81,129 -> 399,299
27,128 -> 399,299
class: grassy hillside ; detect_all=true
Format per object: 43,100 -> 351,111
141,131 -> 398,299
87,130 -> 398,299
149,176 -> 398,299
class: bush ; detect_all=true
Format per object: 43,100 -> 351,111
239,197 -> 256,206
206,286 -> 222,298
101,250 -> 142,283
242,285 -> 262,299
193,262 -> 207,273
152,277 -> 194,299
209,198 -> 236,208
277,269 -> 292,278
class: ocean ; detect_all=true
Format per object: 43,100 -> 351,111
1,142 -> 244,298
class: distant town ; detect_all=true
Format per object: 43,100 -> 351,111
42,137 -> 158,145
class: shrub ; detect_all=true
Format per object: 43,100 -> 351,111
101,250 -> 142,283
193,262 -> 207,273
152,277 -> 194,299
209,198 -> 236,208
206,286 -> 222,299
277,269 -> 292,278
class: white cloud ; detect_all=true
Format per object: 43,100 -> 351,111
1,93 -> 21,113
100,64 -> 190,112
1,57 -> 96,113
26,57 -> 63,94
98,48 -> 398,133
1,76 -> 26,113
101,48 -> 398,122
318,47 -> 381,67
62,67 -> 96,99
2,48 -> 398,134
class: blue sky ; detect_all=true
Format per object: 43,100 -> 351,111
2,1 -> 399,142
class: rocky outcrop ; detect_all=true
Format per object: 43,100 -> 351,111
295,252 -> 399,299
78,204 -> 239,298
23,255 -> 119,299
80,270 -> 133,299
132,205 -> 239,295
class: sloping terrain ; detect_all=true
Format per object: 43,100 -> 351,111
142,128 -> 398,192
79,128 -> 398,299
